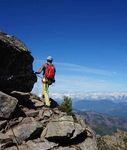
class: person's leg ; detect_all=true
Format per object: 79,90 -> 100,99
42,78 -> 50,106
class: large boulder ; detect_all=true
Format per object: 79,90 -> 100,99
6,117 -> 43,145
41,115 -> 83,139
0,32 -> 37,93
41,114 -> 98,150
0,91 -> 18,119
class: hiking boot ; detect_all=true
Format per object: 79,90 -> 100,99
42,95 -> 45,99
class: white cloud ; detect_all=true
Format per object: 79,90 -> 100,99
33,60 -> 116,76
32,60 -> 127,100
50,91 -> 127,102
55,62 -> 116,76
32,74 -> 127,100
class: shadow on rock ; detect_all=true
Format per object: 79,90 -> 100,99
50,98 -> 59,108
10,91 -> 36,109
47,130 -> 87,146
11,105 -> 26,119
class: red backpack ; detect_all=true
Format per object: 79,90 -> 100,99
45,64 -> 55,79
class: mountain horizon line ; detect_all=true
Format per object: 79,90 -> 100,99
49,91 -> 127,102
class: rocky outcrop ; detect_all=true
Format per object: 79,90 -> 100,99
0,91 -> 98,150
0,31 -> 98,149
0,32 -> 37,93
78,111 -> 127,136
97,130 -> 127,150
6,118 -> 43,145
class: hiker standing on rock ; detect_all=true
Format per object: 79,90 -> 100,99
35,56 -> 56,107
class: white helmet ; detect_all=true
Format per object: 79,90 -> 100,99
47,56 -> 53,61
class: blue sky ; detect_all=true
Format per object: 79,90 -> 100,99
0,0 -> 127,97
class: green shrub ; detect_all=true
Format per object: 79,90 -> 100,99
58,96 -> 72,113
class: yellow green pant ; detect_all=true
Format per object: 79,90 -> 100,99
42,78 -> 50,106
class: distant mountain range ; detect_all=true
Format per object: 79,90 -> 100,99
55,92 -> 127,134
73,99 -> 127,119
54,92 -> 127,119
77,111 -> 127,136
52,92 -> 127,102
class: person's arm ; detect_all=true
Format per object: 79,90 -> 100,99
35,64 -> 46,74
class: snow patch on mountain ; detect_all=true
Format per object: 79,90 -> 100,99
50,92 -> 127,102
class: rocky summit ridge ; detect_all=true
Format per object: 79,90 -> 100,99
1,32 -> 127,150
97,130 -> 127,150
0,91 -> 97,150
0,32 -> 97,150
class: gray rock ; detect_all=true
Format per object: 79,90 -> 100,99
31,99 -> 44,108
0,133 -> 13,149
78,137 -> 98,150
74,114 -> 88,129
0,91 -> 18,119
97,130 -> 127,150
41,115 -> 76,139
5,145 -> 29,150
25,110 -> 39,118
52,108 -> 61,115
20,117 -> 33,124
8,117 -> 23,128
39,108 -> 53,121
43,109 -> 53,118
6,118 -> 43,144
0,133 -> 12,143
41,115 -> 85,143
75,114 -> 96,137
26,140 -> 57,150
5,140 -> 57,150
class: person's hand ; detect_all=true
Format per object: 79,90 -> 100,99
35,72 -> 40,74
